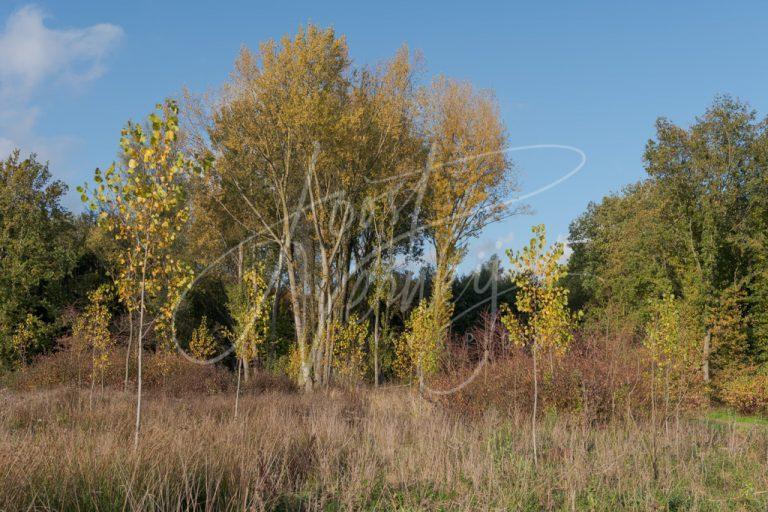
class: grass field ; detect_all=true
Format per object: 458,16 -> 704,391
704,409 -> 768,428
1,386 -> 767,511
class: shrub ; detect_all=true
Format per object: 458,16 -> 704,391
329,314 -> 369,385
4,344 -> 294,397
187,316 -> 218,361
10,314 -> 52,366
395,299 -> 449,379
433,332 -> 655,422
718,369 -> 768,415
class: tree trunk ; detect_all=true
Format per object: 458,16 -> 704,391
237,243 -> 244,281
650,360 -> 658,481
313,251 -> 333,388
702,330 -> 711,384
270,249 -> 284,337
89,346 -> 95,409
134,254 -> 147,450
284,247 -> 312,392
338,241 -> 352,323
242,357 -> 250,383
373,301 -> 381,387
124,311 -> 133,392
234,357 -> 242,418
532,343 -> 539,467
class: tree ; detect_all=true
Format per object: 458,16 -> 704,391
395,299 -> 446,381
643,97 -> 761,383
565,182 -> 674,332
188,316 -> 217,361
644,294 -> 698,415
72,284 -> 114,397
501,224 -> 578,466
568,96 -> 768,385
329,313 -> 369,385
226,263 -> 272,417
227,265 -> 272,380
10,314 -> 48,366
398,77 -> 516,379
80,100 -> 194,448
0,151 -> 78,366
203,26 -> 423,390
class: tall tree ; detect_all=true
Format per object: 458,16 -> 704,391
81,100 -> 194,448
399,77 -> 516,379
568,96 -> 768,385
203,27 -> 423,390
0,151 -> 78,365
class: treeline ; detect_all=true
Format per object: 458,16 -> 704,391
567,96 -> 768,408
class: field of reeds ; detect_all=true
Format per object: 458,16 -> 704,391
1,378 -> 767,511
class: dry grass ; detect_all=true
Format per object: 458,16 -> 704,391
0,385 -> 767,511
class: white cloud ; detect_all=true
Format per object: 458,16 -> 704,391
0,5 -> 123,160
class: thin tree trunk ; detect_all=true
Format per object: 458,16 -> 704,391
134,255 -> 147,450
664,366 -> 670,436
237,243 -> 243,281
235,357 -> 242,419
284,247 -> 312,391
338,241 -> 352,323
89,346 -> 95,409
77,348 -> 82,389
373,301 -> 380,387
270,250 -> 284,336
124,311 -> 133,392
532,343 -> 539,467
313,262 -> 331,387
650,361 -> 658,481
703,330 -> 711,384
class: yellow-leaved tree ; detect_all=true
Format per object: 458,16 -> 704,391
329,313 -> 369,385
11,313 -> 46,367
395,299 -> 450,382
72,284 -> 114,399
501,224 -> 579,466
397,77 -> 517,383
78,100 -> 194,448
227,264 -> 272,416
188,316 -> 217,361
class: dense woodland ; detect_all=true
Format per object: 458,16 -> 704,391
1,26 -> 767,436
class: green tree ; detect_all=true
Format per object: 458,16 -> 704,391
227,265 -> 272,380
0,151 -> 78,365
568,97 -> 768,382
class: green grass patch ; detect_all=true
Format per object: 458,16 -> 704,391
705,409 -> 768,427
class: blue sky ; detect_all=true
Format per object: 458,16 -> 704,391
1,1 -> 767,272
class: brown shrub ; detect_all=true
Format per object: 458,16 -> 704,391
4,344 -> 294,397
718,367 -> 768,415
432,332 -> 654,422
